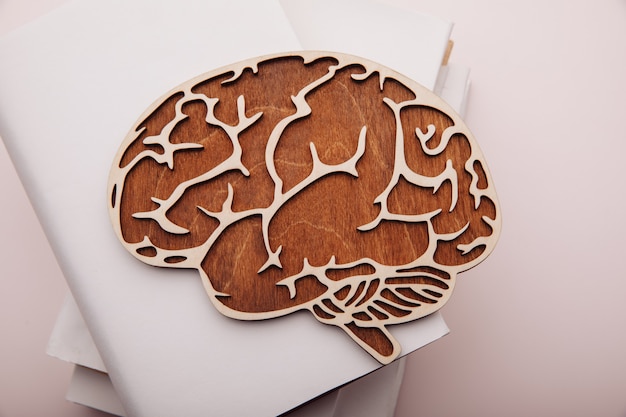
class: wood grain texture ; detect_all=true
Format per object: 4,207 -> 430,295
108,51 -> 501,364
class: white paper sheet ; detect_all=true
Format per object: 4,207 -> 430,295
279,0 -> 451,90
67,365 -> 126,417
47,295 -> 107,373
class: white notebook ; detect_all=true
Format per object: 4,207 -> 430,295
0,0 -> 453,415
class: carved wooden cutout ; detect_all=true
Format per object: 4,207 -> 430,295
108,51 -> 501,364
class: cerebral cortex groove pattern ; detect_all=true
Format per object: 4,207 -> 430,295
108,51 -> 501,364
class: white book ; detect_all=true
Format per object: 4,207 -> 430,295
0,0 -> 453,415
47,58 -> 471,417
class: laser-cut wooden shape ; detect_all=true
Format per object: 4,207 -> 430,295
108,51 -> 501,364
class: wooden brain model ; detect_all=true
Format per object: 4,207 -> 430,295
108,51 -> 501,364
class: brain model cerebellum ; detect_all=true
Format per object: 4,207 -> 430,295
108,51 -> 501,364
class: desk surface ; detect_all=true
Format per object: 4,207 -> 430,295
2,1 -> 625,417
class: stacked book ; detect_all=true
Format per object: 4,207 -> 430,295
0,0 -> 471,415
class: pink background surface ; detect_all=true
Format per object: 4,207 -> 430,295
1,1 -> 625,417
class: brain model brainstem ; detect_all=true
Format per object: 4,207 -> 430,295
108,51 -> 501,364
